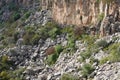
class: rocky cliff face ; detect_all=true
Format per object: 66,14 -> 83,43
41,0 -> 120,26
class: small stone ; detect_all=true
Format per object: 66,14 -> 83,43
54,72 -> 61,76
106,61 -> 110,64
47,74 -> 52,80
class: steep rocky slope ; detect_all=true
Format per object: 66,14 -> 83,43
0,0 -> 120,80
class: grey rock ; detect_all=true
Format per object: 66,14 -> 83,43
16,38 -> 24,47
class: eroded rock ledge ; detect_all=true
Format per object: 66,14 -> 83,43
41,0 -> 120,26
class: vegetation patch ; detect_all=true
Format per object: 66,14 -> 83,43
60,73 -> 79,80
98,13 -> 104,21
100,43 -> 120,64
108,43 -> 120,62
81,63 -> 95,78
46,45 -> 63,65
0,56 -> 25,80
38,22 -> 61,40
96,39 -> 108,48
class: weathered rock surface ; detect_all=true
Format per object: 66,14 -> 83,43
41,0 -> 120,26
94,62 -> 120,80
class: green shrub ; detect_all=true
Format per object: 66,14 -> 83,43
98,13 -> 104,21
81,63 -> 95,78
0,56 -> 25,80
23,32 -> 34,45
47,22 -> 61,39
46,45 -> 63,65
39,22 -> 61,39
102,0 -> 114,4
48,27 -> 59,39
90,57 -> 99,64
96,39 -> 108,48
81,35 -> 97,47
74,27 -> 86,39
60,73 -> 79,80
31,34 -> 40,45
80,49 -> 92,62
96,0 -> 100,3
46,53 -> 58,65
0,71 -> 10,80
100,43 -> 120,64
23,26 -> 36,45
39,26 -> 49,39
108,43 -> 120,62
62,26 -> 74,35
13,13 -> 21,21
67,38 -> 75,50
0,22 -> 5,29
24,11 -> 31,19
1,56 -> 9,63
55,45 -> 63,54
13,31 -> 19,42
8,12 -> 20,22
100,57 -> 109,64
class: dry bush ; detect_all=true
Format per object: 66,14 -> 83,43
45,46 -> 55,55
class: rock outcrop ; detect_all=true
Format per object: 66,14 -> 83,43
41,0 -> 120,26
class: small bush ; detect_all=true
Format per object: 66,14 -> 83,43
48,27 -> 59,39
0,71 -> 10,80
45,46 -> 56,65
90,57 -> 99,64
74,27 -> 87,39
23,32 -> 34,45
24,11 -> 31,19
102,0 -> 114,4
46,53 -> 58,65
96,39 -> 108,48
100,43 -> 120,64
80,49 -> 92,62
13,13 -> 21,21
31,34 -> 40,45
45,45 -> 63,65
67,38 -> 76,50
23,26 -> 35,45
62,26 -> 74,34
60,73 -> 79,80
1,56 -> 9,63
81,63 -> 95,78
46,47 -> 55,55
8,12 -> 21,22
39,22 -> 61,39
46,45 -> 63,65
0,56 -> 25,80
0,23 -> 3,29
13,31 -> 19,42
39,27 -> 49,39
98,13 -> 104,21
55,45 -> 63,54
81,35 -> 97,47
100,57 -> 109,64
108,43 -> 120,62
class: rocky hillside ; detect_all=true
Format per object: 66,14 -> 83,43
0,0 -> 120,80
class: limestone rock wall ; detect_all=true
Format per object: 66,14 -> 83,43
41,0 -> 120,26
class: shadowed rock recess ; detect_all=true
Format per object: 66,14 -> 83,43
0,0 -> 120,80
